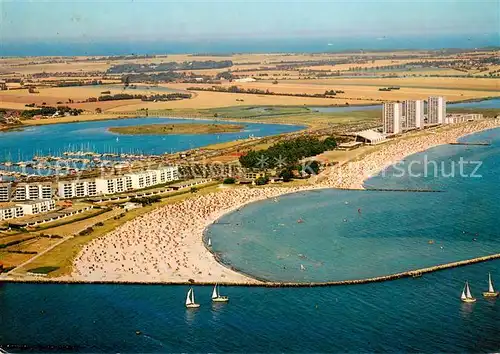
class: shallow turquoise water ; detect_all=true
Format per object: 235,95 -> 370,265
206,128 -> 500,282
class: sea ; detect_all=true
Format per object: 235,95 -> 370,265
0,35 -> 498,56
1,111 -> 499,352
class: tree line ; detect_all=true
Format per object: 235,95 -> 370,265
187,85 -> 347,99
21,106 -> 83,118
239,136 -> 337,169
97,92 -> 191,102
107,60 -> 233,74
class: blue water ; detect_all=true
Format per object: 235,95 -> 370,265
1,261 -> 499,352
451,98 -> 500,109
0,118 -> 303,163
207,128 -> 500,283
1,126 -> 499,352
1,34 -> 498,56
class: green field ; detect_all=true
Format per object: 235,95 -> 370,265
109,123 -> 244,135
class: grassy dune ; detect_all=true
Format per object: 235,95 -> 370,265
108,123 -> 244,135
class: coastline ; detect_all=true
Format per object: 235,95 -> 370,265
3,119 -> 499,285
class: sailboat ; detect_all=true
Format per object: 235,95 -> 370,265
460,281 -> 476,303
185,288 -> 200,308
211,284 -> 229,303
208,238 -> 212,247
482,273 -> 499,298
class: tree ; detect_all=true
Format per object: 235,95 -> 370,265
279,168 -> 293,182
190,187 -> 198,193
302,160 -> 320,175
255,176 -> 269,186
323,137 -> 337,149
223,177 -> 236,184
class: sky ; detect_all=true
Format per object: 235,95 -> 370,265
1,0 -> 499,42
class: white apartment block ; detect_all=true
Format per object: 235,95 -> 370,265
17,199 -> 56,215
444,113 -> 482,124
58,179 -> 98,199
125,166 -> 179,190
383,102 -> 402,134
13,182 -> 53,201
0,183 -> 11,202
0,199 -> 57,221
57,166 -> 179,198
403,100 -> 424,129
95,175 -> 131,195
427,96 -> 446,125
0,205 -> 24,220
0,182 -> 53,202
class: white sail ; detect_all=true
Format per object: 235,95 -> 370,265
466,282 -> 473,299
300,264 -> 305,271
488,273 -> 494,293
212,284 -> 218,299
461,288 -> 467,300
186,288 -> 193,305
190,288 -> 196,304
208,238 -> 212,247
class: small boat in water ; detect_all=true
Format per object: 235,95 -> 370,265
208,238 -> 212,247
461,281 -> 476,303
300,264 -> 306,271
211,284 -> 229,303
483,273 -> 499,298
185,288 -> 200,308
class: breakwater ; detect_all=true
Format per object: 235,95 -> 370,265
2,252 -> 499,287
448,142 -> 491,146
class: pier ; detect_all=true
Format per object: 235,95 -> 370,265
362,188 -> 444,193
448,142 -> 491,146
340,187 -> 445,193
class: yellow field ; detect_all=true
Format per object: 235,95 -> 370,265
1,50 -> 498,119
291,77 -> 500,91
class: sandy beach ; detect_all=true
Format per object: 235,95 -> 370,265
72,119 -> 500,284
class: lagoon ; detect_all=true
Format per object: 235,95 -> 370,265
0,117 -> 304,163
206,128 -> 500,283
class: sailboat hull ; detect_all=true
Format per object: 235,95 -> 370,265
461,298 -> 477,303
482,291 -> 499,297
212,296 -> 229,303
186,303 -> 200,308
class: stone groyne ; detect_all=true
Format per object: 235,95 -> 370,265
2,252 -> 499,287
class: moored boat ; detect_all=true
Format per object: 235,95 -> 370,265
461,281 -> 476,303
482,273 -> 499,298
211,284 -> 229,303
185,288 -> 200,308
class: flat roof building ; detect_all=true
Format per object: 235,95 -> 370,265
16,199 -> 56,215
403,100 -> 424,129
383,102 -> 402,134
428,96 -> 446,125
57,166 -> 179,198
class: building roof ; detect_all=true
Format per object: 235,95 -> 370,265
15,199 -> 53,206
352,129 -> 386,143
